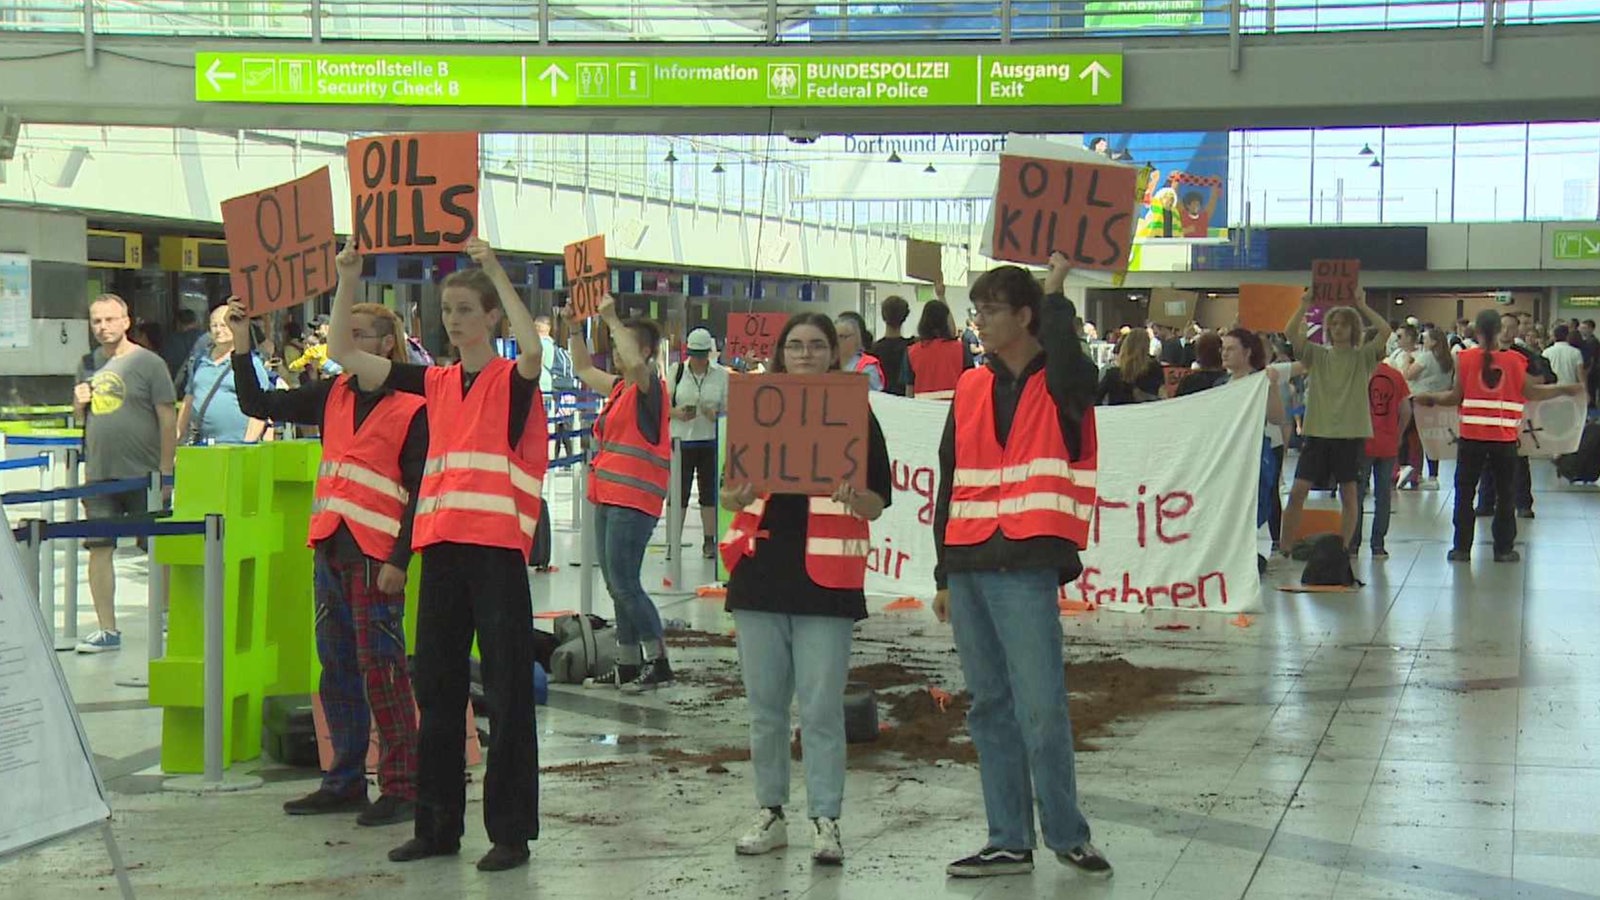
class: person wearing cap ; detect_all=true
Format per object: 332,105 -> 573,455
668,328 -> 730,559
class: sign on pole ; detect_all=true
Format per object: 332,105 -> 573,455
725,312 -> 790,363
220,168 -> 337,315
1238,283 -> 1306,333
905,238 -> 943,283
725,373 -> 870,496
346,132 -> 478,255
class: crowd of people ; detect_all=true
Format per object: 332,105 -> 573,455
71,241 -> 1590,881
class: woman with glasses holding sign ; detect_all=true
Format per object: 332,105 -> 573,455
718,312 -> 892,867
327,238 -> 547,874
562,295 -> 676,692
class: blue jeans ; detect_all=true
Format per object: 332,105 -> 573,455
594,503 -> 664,656
947,568 -> 1092,854
732,610 -> 853,819
1350,456 -> 1395,553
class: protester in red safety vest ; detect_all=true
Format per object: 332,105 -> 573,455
328,239 -> 547,874
717,312 -> 891,867
834,311 -> 885,391
932,253 -> 1112,881
562,295 -> 677,691
907,298 -> 972,400
1415,308 -> 1582,563
230,298 -> 426,828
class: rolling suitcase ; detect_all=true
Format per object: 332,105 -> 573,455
1558,422 -> 1600,483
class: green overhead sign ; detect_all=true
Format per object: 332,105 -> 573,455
194,52 -> 1123,108
1553,229 -> 1600,261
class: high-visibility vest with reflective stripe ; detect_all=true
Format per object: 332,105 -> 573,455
719,495 -> 871,590
588,378 -> 672,518
908,338 -> 964,400
307,376 -> 426,561
413,358 -> 548,559
1456,348 -> 1527,443
852,352 -> 885,389
945,366 -> 1097,550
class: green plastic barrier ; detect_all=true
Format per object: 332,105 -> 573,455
150,441 -> 421,774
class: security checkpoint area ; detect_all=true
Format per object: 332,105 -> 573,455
6,1 -> 1600,899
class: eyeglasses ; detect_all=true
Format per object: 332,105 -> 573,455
972,303 -> 1011,321
783,340 -> 832,357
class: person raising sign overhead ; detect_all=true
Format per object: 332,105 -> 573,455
564,295 -> 675,692
718,312 -> 891,867
327,238 -> 547,874
906,298 -> 972,400
932,252 -> 1112,881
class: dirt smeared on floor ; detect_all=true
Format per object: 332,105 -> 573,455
847,661 -> 931,690
1066,657 -> 1206,750
542,760 -> 626,779
664,628 -> 737,648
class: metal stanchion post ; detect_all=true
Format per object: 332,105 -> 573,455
22,519 -> 43,609
571,444 -> 585,534
39,451 -> 64,649
61,448 -> 80,642
164,514 -> 261,793
666,438 -> 683,587
117,472 -> 166,689
578,440 -> 595,617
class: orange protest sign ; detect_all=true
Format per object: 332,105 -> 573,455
1311,259 -> 1360,308
989,155 -> 1138,271
725,312 -> 790,363
346,132 -> 478,254
563,234 -> 608,321
1238,284 -> 1307,333
220,167 -> 336,316
725,373 -> 869,496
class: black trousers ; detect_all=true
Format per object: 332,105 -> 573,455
1476,454 -> 1533,512
677,442 -> 718,509
1455,439 -> 1518,555
414,541 -> 538,846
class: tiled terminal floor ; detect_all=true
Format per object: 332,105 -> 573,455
6,463 -> 1600,900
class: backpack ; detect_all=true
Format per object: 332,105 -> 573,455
548,613 -> 618,683
1300,534 -> 1361,587
549,345 -> 578,391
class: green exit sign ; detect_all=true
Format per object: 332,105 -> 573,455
195,52 -> 1123,108
1554,229 -> 1600,261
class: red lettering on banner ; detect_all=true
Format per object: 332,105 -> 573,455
865,535 -> 912,581
1156,492 -> 1195,544
1090,485 -> 1195,548
1071,569 -> 1229,609
890,459 -> 938,525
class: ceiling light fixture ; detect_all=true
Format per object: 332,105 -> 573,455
887,151 -> 902,164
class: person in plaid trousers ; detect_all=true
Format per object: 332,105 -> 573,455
228,298 -> 428,827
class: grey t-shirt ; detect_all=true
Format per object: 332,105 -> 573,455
81,345 -> 176,482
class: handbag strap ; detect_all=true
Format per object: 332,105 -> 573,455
189,361 -> 229,443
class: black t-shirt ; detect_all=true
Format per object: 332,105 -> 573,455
1096,362 -> 1165,405
724,413 -> 892,621
870,336 -> 912,397
384,361 -> 540,446
1176,369 -> 1232,397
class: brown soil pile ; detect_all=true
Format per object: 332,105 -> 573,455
866,688 -> 977,764
665,628 -> 737,648
542,760 -> 625,779
1066,657 -> 1205,750
848,661 -> 930,690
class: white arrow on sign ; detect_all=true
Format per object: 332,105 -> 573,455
205,57 -> 237,92
1586,236 -> 1600,255
1079,60 -> 1112,96
539,63 -> 570,98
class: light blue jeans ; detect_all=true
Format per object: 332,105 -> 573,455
594,503 -> 664,660
947,568 -> 1092,853
732,609 -> 854,819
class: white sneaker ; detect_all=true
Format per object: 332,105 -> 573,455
1420,477 -> 1440,491
734,808 -> 787,856
810,817 -> 843,865
76,630 -> 122,654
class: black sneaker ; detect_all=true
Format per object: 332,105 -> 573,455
1475,506 -> 1493,517
283,788 -> 368,816
357,794 -> 416,827
1447,549 -> 1471,562
388,837 -> 459,863
702,537 -> 716,559
946,848 -> 1034,878
476,842 -> 530,872
1058,843 -> 1114,878
590,662 -> 640,688
1517,508 -> 1536,520
622,657 -> 675,694
1494,549 -> 1522,563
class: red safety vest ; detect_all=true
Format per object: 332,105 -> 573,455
719,495 -> 870,590
307,376 -> 426,562
945,367 -> 1097,550
588,378 -> 672,518
1456,348 -> 1527,443
852,353 -> 885,389
412,358 -> 548,560
907,338 -> 965,400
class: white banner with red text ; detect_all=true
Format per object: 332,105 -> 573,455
1413,394 -> 1584,460
867,374 -> 1268,614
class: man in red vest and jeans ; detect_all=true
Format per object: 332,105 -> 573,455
230,299 -> 427,827
932,253 -> 1112,881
